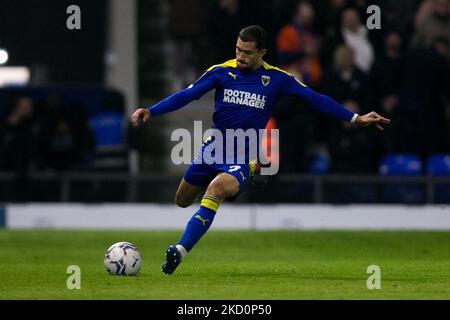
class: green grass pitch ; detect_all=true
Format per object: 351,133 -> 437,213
1,230 -> 450,299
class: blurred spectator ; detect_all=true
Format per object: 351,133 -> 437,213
340,7 -> 374,73
382,0 -> 421,45
323,45 -> 368,109
414,0 -> 435,27
38,94 -> 94,171
369,31 -> 404,115
412,0 -> 450,57
397,37 -> 450,158
0,96 -> 39,172
317,0 -> 348,38
368,31 -> 405,151
327,101 -> 384,173
272,95 -> 322,173
0,96 -> 40,201
350,0 -> 370,16
207,0 -> 244,64
273,1 -> 324,173
320,45 -> 369,164
276,1 -> 322,86
168,0 -> 207,90
323,7 -> 374,73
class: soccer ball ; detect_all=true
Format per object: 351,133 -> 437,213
104,242 -> 142,276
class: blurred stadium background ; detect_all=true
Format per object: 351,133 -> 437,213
0,0 -> 449,215
0,0 -> 450,300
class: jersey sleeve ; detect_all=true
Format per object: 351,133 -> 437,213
148,67 -> 220,116
280,74 -> 356,122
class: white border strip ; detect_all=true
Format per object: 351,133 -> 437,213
5,204 -> 450,230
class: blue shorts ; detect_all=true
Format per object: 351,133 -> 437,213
183,137 -> 257,200
184,162 -> 255,196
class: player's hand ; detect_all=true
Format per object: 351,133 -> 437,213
131,108 -> 151,126
355,111 -> 391,131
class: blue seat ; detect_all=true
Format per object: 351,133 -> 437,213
426,154 -> 450,176
89,112 -> 127,171
426,154 -> 450,203
379,154 -> 424,204
379,154 -> 422,176
306,154 -> 329,176
89,112 -> 125,148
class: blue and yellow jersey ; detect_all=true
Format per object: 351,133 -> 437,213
148,59 -> 356,133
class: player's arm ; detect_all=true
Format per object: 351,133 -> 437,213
131,70 -> 217,126
282,75 -> 390,131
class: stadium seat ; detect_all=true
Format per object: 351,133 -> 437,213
426,154 -> 450,204
90,111 -> 125,147
379,154 -> 422,176
426,154 -> 450,176
89,111 -> 128,171
306,154 -> 329,176
379,154 -> 425,204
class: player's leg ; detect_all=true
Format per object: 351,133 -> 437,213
161,172 -> 239,275
177,172 -> 239,249
174,178 -> 206,208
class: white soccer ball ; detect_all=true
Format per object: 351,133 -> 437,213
104,242 -> 142,276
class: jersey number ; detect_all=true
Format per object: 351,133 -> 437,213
228,166 -> 241,173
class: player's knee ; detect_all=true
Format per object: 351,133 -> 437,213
206,184 -> 223,198
207,180 -> 238,200
174,193 -> 192,208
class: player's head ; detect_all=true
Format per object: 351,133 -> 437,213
236,25 -> 267,71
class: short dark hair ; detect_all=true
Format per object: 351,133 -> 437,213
238,25 -> 267,50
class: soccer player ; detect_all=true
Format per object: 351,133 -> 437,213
131,25 -> 390,275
